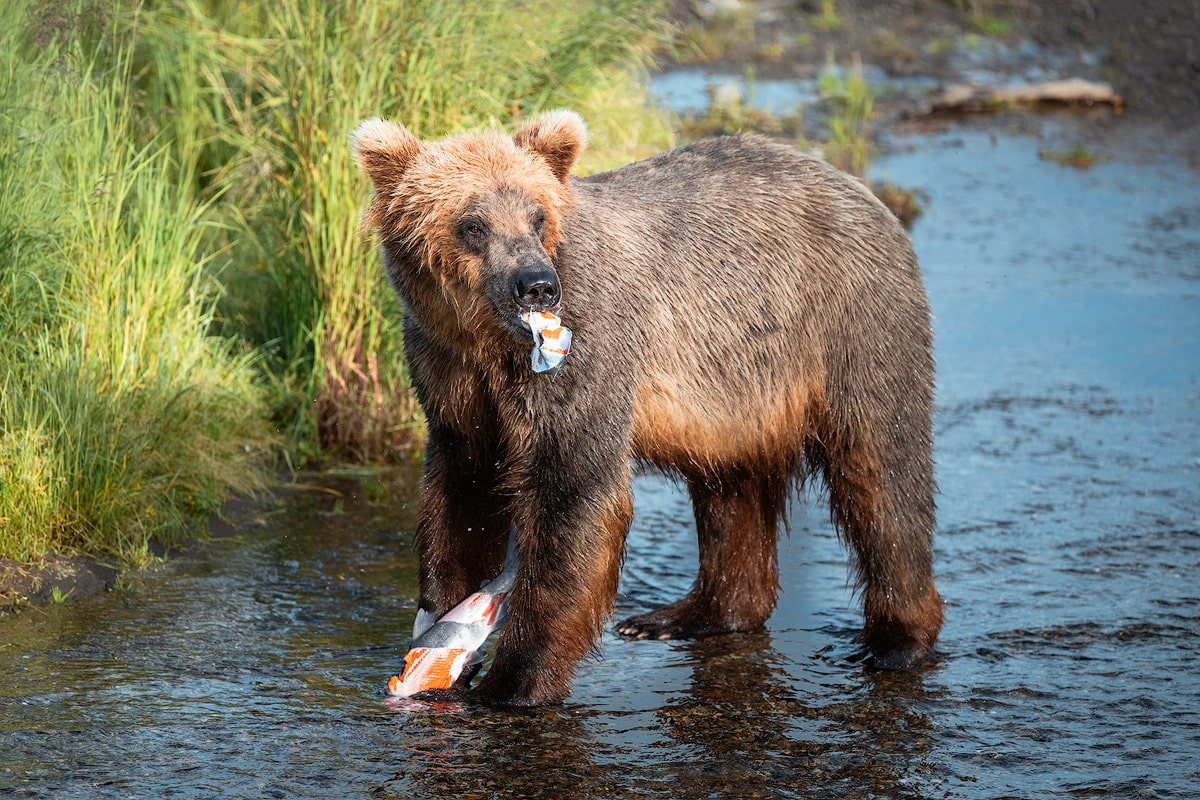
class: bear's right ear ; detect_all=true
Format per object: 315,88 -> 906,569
350,118 -> 421,192
513,110 -> 587,184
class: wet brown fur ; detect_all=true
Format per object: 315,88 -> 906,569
352,111 -> 942,705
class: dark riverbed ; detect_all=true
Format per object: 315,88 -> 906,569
2,107 -> 1198,798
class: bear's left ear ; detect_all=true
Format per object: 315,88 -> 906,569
513,110 -> 587,184
350,118 -> 421,193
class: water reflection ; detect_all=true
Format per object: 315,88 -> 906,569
650,635 -> 938,799
376,632 -> 943,800
380,706 -> 612,799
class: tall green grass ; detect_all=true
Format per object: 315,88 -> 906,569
0,0 -> 672,565
820,56 -> 874,176
0,2 -> 270,564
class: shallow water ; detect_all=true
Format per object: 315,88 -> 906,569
3,115 -> 1199,798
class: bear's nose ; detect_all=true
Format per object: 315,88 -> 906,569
512,267 -> 561,311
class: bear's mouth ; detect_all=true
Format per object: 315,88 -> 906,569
515,303 -> 562,333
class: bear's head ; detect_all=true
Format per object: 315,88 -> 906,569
351,111 -> 586,347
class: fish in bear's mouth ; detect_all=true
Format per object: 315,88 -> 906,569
521,310 -> 572,373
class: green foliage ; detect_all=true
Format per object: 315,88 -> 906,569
812,0 -> 840,30
0,0 -> 271,564
676,69 -> 805,140
1039,145 -> 1103,169
819,57 -> 874,177
953,0 -> 1011,37
0,0 -> 673,565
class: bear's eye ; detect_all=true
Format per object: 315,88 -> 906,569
457,219 -> 488,253
532,209 -> 546,238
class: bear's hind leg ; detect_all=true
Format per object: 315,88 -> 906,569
819,432 -> 943,669
616,471 -> 785,640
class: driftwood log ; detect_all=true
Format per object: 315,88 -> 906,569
925,78 -> 1124,114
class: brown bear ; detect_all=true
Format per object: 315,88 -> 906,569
351,111 -> 942,706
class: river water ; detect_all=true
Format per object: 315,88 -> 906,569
2,97 -> 1198,797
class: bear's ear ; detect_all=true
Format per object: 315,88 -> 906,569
513,110 -> 587,184
350,118 -> 421,191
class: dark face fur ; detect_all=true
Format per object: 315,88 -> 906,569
457,188 -> 562,340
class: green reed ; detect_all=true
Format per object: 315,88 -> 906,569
0,2 -> 270,564
820,55 -> 875,177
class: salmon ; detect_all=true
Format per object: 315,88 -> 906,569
523,310 -> 572,373
385,529 -> 520,698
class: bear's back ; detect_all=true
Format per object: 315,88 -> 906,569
550,136 -> 928,473
562,135 -> 917,308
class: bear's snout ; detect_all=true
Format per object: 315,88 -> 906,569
511,263 -> 561,312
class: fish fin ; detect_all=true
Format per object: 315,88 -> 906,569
412,607 -> 437,640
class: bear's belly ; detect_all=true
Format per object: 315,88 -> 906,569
631,370 -> 820,471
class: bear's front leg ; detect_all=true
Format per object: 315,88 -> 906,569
471,415 -> 634,707
414,423 -> 512,626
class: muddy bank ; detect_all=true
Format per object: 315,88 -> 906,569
0,555 -> 117,610
0,492 -> 280,612
0,493 -> 316,613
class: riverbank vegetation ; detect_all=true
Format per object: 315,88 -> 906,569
0,0 -> 672,567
